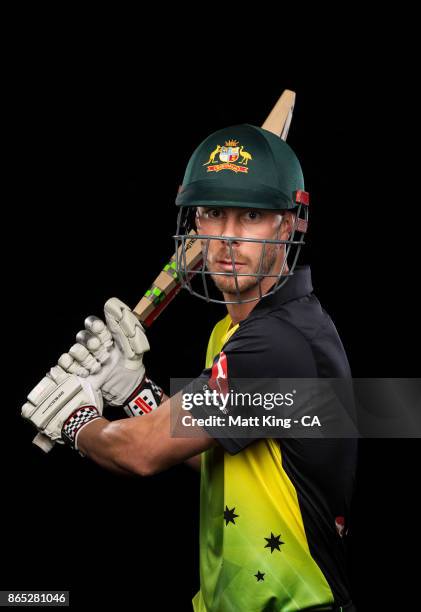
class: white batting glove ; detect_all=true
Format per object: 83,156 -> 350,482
21,367 -> 103,449
58,297 -> 163,417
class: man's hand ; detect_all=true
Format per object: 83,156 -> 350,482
59,297 -> 153,413
22,298 -> 165,452
21,367 -> 103,449
64,297 -> 164,417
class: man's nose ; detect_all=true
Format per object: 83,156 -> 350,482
219,214 -> 241,244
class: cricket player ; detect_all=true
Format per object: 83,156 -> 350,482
22,125 -> 357,611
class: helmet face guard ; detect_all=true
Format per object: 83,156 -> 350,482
174,195 -> 309,305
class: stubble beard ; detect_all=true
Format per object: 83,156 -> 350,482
208,243 -> 281,296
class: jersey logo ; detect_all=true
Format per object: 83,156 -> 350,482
209,351 -> 229,411
335,516 -> 346,538
203,140 -> 253,174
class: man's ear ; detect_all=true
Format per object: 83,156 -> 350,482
281,211 -> 296,238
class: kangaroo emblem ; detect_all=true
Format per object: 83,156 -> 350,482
203,145 -> 222,166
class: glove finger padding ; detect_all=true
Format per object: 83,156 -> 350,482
104,298 -> 150,370
22,370 -> 103,445
48,365 -> 69,385
76,330 -> 101,352
22,365 -> 70,419
58,352 -> 90,377
84,316 -> 113,349
76,328 -> 110,365
67,343 -> 102,374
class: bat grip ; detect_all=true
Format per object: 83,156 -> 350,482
32,432 -> 55,453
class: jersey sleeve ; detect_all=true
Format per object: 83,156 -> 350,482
188,315 -> 318,454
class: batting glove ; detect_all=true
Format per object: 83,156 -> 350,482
58,297 -> 163,417
21,367 -> 103,450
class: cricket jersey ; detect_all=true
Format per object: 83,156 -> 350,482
191,266 -> 357,611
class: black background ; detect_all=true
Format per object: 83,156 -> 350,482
2,21 -> 419,611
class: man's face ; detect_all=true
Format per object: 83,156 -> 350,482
195,206 -> 293,296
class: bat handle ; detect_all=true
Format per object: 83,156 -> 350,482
32,432 -> 55,453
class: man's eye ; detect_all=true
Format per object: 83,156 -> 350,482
245,210 -> 261,221
207,209 -> 221,218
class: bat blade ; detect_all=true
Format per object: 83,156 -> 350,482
262,89 -> 296,140
32,89 -> 297,453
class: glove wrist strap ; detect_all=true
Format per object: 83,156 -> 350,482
62,405 -> 101,449
124,376 -> 164,417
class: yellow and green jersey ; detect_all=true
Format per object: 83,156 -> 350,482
192,267 -> 357,611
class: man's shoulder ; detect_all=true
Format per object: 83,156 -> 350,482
231,293 -> 325,349
221,291 -> 351,378
249,293 -> 351,378
223,307 -> 318,378
232,309 -> 310,347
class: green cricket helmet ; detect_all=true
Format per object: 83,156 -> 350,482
174,124 -> 309,304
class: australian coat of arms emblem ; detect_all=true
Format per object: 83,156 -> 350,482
203,139 -> 252,173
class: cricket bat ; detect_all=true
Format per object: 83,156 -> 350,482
32,89 -> 296,452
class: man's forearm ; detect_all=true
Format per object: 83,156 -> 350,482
76,378 -> 171,476
80,415 -> 202,475
77,417 -> 149,476
76,395 -> 216,476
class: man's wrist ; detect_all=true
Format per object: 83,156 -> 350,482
75,415 -> 109,456
61,405 -> 102,451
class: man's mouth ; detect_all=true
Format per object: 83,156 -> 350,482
216,259 -> 247,271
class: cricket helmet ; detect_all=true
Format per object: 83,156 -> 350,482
174,124 -> 309,304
